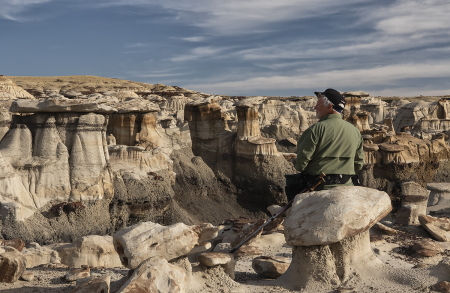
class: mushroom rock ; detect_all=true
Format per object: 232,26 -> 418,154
427,183 -> 450,208
234,97 -> 265,140
278,186 -> 391,289
395,182 -> 429,225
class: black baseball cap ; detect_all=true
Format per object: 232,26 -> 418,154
314,88 -> 346,112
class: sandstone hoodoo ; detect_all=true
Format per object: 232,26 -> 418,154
278,186 -> 392,289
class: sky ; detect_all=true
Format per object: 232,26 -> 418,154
1,0 -> 450,97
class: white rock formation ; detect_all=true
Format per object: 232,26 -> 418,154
284,186 -> 392,246
113,221 -> 200,269
55,235 -> 122,268
117,256 -> 186,293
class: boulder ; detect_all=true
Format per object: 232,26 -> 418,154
198,252 -> 236,279
233,245 -> 262,258
65,267 -> 90,282
419,214 -> 450,242
22,245 -> 61,268
113,221 -> 199,269
284,186 -> 392,246
20,271 -> 34,281
0,246 -> 27,283
55,235 -> 122,268
413,239 -> 444,257
68,276 -> 111,293
252,256 -> 290,279
116,256 -> 186,293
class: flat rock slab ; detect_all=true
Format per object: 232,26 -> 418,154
284,186 -> 392,246
419,214 -> 450,242
68,276 -> 110,293
198,252 -> 232,267
65,267 -> 90,282
427,183 -> 450,192
10,98 -> 117,114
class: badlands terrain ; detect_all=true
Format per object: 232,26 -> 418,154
0,75 -> 450,292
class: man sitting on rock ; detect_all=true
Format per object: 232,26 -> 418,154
286,88 -> 364,200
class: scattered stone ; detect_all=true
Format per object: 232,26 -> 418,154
68,276 -> 110,293
230,219 -> 265,248
413,239 -> 444,257
65,267 -> 90,282
413,263 -> 430,269
0,246 -> 27,283
198,252 -> 236,279
198,252 -> 232,267
419,214 -> 450,242
233,245 -> 262,258
373,222 -> 398,235
116,256 -> 186,293
0,238 -> 25,252
252,256 -> 290,278
436,281 -> 450,292
20,271 -> 34,281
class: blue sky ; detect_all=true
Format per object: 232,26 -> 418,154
1,0 -> 450,97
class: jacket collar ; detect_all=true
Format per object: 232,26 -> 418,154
318,113 -> 342,122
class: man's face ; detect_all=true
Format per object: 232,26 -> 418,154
314,96 -> 331,119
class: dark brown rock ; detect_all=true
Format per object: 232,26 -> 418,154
413,239 -> 443,257
0,238 -> 25,252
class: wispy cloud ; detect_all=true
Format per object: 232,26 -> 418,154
0,0 -> 55,21
179,36 -> 206,42
170,46 -> 230,62
184,61 -> 450,95
91,0 -> 369,35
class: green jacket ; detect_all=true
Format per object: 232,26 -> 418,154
295,114 -> 364,190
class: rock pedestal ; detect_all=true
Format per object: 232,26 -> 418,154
277,186 -> 391,290
395,182 -> 430,225
427,183 -> 450,208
